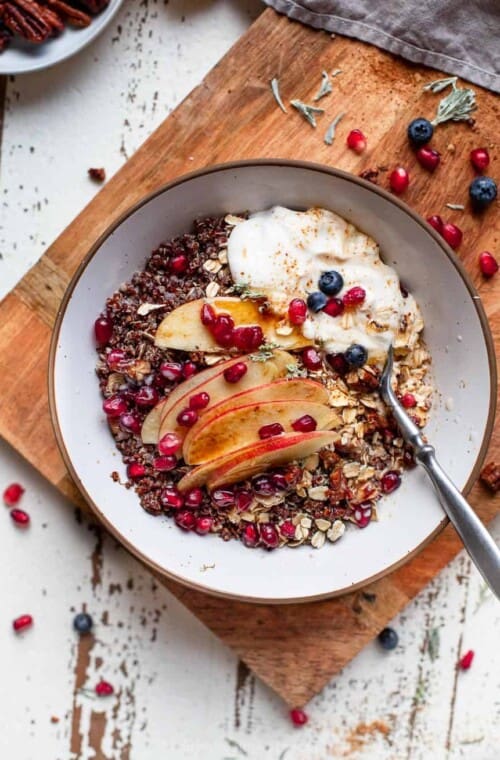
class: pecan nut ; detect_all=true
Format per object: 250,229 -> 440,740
480,461 -> 500,493
45,0 -> 91,28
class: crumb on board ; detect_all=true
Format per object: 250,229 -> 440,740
343,720 -> 391,755
480,461 -> 500,493
88,167 -> 106,183
50,716 -> 60,724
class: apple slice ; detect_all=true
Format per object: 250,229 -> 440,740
177,431 -> 337,492
155,297 -> 310,352
183,400 -> 340,464
157,349 -> 293,444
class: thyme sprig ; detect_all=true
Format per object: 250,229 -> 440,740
314,71 -> 333,101
286,363 -> 307,378
424,76 -> 477,126
270,77 -> 287,113
423,76 -> 459,93
250,342 -> 280,362
228,282 -> 266,300
290,99 -> 324,128
324,112 -> 345,145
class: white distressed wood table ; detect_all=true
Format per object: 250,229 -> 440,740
0,2 -> 498,757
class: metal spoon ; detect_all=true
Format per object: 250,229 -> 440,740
380,346 -> 500,599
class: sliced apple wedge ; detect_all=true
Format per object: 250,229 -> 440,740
177,431 -> 337,492
155,297 -> 310,352
183,400 -> 340,464
157,349 -> 293,444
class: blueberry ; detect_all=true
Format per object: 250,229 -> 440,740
344,344 -> 367,367
307,291 -> 328,312
318,270 -> 344,296
378,627 -> 399,650
407,118 -> 433,148
469,176 -> 497,211
73,612 -> 93,634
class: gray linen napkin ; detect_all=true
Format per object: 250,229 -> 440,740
263,0 -> 500,93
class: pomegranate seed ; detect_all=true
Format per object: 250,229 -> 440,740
11,508 -> 30,526
95,681 -> 114,697
260,523 -> 280,549
442,223 -> 463,250
182,362 -> 197,379
211,488 -> 236,508
346,129 -> 367,154
290,708 -> 308,727
106,348 -> 129,370
458,650 -> 474,670
184,488 -> 204,508
301,347 -> 322,371
381,471 -> 401,494
160,362 -> 183,382
343,286 -> 366,308
470,148 -> 489,172
175,509 -> 197,530
212,314 -> 235,348
416,147 -> 440,172
3,483 -> 24,507
327,353 -> 349,375
401,393 -> 417,409
135,386 -> 159,408
280,520 -> 296,539
427,215 -> 444,234
242,523 -> 259,547
390,167 -> 409,194
158,432 -> 182,456
102,395 -> 128,418
323,297 -> 344,317
94,316 -> 113,347
288,298 -> 308,326
170,254 -> 188,274
195,516 -> 213,535
153,455 -> 177,471
126,462 -> 146,479
253,476 -> 275,496
233,325 -> 264,352
177,408 -> 198,427
224,362 -> 247,383
479,251 -> 498,278
292,414 -> 317,432
119,412 -> 142,435
258,422 -> 285,439
271,472 -> 288,491
160,487 -> 184,509
353,502 -> 372,528
13,614 -> 33,633
189,392 -> 210,410
201,303 -> 216,326
235,490 -> 253,511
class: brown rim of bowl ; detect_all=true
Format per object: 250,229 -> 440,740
48,158 -> 497,605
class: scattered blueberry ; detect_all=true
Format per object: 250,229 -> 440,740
469,176 -> 497,211
73,612 -> 93,634
318,270 -> 344,296
344,344 -> 367,367
307,291 -> 328,312
407,118 -> 434,148
378,627 -> 399,650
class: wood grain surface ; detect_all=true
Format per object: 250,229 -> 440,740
0,9 -> 498,707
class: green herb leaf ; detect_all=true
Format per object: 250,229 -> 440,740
445,203 -> 465,210
228,282 -> 266,300
423,76 -> 458,93
250,342 -> 279,362
290,99 -> 324,128
324,112 -> 345,145
413,676 -> 427,704
286,363 -> 307,378
428,81 -> 477,126
270,77 -> 287,114
427,626 -> 440,661
313,70 -> 333,101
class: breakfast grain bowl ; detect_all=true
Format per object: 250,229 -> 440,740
50,161 -> 495,602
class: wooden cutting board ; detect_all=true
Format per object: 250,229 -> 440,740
0,10 -> 498,708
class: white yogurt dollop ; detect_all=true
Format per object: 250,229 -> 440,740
227,206 -> 423,361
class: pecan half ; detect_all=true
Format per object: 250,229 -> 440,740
2,0 -> 54,43
78,0 -> 109,13
45,0 -> 91,28
480,461 -> 500,493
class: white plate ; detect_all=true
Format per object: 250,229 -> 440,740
49,161 -> 496,603
0,0 -> 123,75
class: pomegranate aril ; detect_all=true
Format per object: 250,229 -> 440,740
343,286 -> 366,307
160,487 -> 184,509
127,462 -> 146,479
458,649 -> 474,670
119,412 -> 142,435
271,472 -> 288,491
235,490 -> 253,511
381,470 -> 401,494
176,408 -> 198,427
327,352 -> 349,375
200,303 -> 216,327
292,414 -> 317,432
323,297 -> 344,317
416,147 -> 440,172
232,325 -> 264,352
252,475 -> 275,496
346,129 -> 367,154
353,503 -> 372,528
11,508 -> 30,526
3,483 -> 25,507
170,254 -> 188,274
184,488 -> 204,508
441,222 -> 463,250
175,509 -> 197,530
288,298 -> 308,326
258,422 -> 285,440
95,680 -> 114,697
260,523 -> 280,549
389,167 -> 409,194
427,215 -> 444,234
280,520 -> 296,539
195,516 -> 213,535
102,395 -> 128,418
242,523 -> 259,547
189,392 -> 210,410
182,362 -> 197,379
158,432 -> 182,456
212,314 -> 235,348
13,614 -> 33,633
106,348 -> 129,370
479,251 -> 498,278
470,147 -> 489,172
153,455 -> 177,471
211,488 -> 236,508
301,347 -> 322,371
94,316 -> 113,347
224,362 -> 247,383
160,362 -> 183,382
135,386 -> 159,408
290,708 -> 308,727
401,393 -> 417,409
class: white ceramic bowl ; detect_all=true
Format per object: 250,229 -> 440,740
49,161 -> 496,603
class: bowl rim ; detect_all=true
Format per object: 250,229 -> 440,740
48,158 -> 497,604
